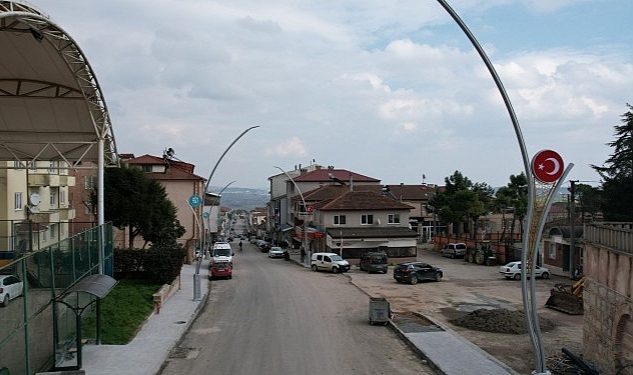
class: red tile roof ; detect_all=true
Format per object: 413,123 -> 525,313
123,154 -> 204,181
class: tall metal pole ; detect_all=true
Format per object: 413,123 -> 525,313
274,166 -> 309,267
193,126 -> 259,300
434,1 -> 547,373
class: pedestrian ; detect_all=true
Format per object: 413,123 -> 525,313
300,247 -> 306,263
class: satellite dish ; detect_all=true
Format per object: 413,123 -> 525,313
29,193 -> 41,206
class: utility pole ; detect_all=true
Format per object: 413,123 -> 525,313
569,180 -> 578,278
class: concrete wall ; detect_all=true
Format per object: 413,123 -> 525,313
583,222 -> 633,374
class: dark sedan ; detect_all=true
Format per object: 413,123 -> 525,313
393,262 -> 443,284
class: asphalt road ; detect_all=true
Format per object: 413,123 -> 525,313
158,242 -> 436,375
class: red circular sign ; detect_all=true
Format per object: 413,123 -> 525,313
307,205 -> 314,213
531,149 -> 564,183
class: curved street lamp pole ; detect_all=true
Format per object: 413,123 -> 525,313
193,126 -> 260,301
274,166 -> 309,267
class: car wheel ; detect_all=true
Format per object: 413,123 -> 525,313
409,276 -> 418,285
435,273 -> 442,282
541,272 -> 550,279
311,265 -> 318,272
1,295 -> 8,307
450,253 -> 455,259
332,267 -> 339,273
514,273 -> 521,280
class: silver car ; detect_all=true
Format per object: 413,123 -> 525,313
440,243 -> 467,258
268,246 -> 285,258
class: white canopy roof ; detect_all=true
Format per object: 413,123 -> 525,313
0,1 -> 117,167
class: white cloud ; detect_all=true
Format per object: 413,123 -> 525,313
265,137 -> 308,157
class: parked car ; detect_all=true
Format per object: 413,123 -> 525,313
212,242 -> 234,265
268,246 -> 285,259
0,275 -> 23,307
359,252 -> 389,273
393,262 -> 443,284
499,261 -> 550,280
209,261 -> 232,280
440,243 -> 467,258
310,252 -> 350,273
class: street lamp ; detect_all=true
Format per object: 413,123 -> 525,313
193,125 -> 259,301
274,166 -> 309,267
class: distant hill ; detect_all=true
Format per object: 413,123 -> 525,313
209,186 -> 268,211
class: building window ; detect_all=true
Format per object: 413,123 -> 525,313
48,161 -> 56,173
60,190 -> 66,206
13,160 -> 22,170
549,243 -> 556,260
333,215 -> 346,225
14,192 -> 22,210
50,224 -> 56,239
388,214 -> 400,224
141,165 -> 152,172
50,190 -> 57,207
84,175 -> 96,189
361,214 -> 373,225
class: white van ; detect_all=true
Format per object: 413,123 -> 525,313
310,252 -> 350,273
212,242 -> 234,264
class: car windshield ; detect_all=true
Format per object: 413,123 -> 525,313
214,249 -> 231,256
214,262 -> 229,268
271,247 -> 282,252
330,255 -> 343,261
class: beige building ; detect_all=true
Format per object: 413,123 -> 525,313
119,154 -> 205,262
0,160 -> 75,255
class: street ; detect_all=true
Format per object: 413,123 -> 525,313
158,241 -> 436,375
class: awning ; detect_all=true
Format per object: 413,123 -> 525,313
56,274 -> 117,301
280,224 -> 294,232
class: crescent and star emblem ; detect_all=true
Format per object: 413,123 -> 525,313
532,150 -> 564,183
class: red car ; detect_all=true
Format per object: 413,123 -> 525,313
209,261 -> 232,280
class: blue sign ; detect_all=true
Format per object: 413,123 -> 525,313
203,212 -> 210,218
188,194 -> 202,207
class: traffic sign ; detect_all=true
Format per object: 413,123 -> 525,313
532,149 -> 564,183
188,194 -> 202,207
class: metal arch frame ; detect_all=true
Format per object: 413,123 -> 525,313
0,7 -> 118,168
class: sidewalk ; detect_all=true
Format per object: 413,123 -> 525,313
80,259 -> 209,375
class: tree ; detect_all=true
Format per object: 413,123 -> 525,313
494,173 -> 528,240
103,165 -> 184,248
591,103 -> 633,221
428,171 -> 493,234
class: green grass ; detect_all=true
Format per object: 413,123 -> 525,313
82,279 -> 162,344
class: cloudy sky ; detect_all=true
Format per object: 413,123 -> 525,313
26,0 -> 632,190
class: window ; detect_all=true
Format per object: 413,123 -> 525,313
84,175 -> 96,189
50,224 -> 56,239
333,215 -> 346,225
59,190 -> 66,206
549,243 -> 556,260
14,192 -> 22,210
388,214 -> 400,224
48,161 -> 56,173
13,160 -> 22,170
361,214 -> 373,225
141,165 -> 152,172
50,190 -> 57,207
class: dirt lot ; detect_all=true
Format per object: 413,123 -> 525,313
347,247 -> 584,375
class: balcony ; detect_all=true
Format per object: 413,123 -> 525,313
28,174 -> 76,187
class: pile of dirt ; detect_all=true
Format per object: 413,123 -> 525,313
449,308 -> 556,334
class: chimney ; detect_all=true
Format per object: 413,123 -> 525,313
349,173 -> 354,192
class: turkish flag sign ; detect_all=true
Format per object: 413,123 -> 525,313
531,149 -> 564,183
